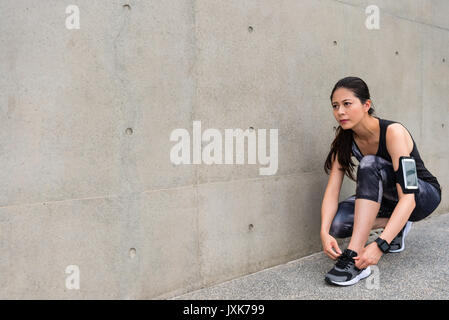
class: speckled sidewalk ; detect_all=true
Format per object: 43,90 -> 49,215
172,212 -> 449,300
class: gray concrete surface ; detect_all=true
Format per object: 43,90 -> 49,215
172,212 -> 449,299
0,0 -> 448,299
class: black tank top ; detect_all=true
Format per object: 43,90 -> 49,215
351,116 -> 441,197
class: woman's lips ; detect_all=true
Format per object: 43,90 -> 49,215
340,119 -> 348,123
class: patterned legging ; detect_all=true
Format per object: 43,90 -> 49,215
330,155 -> 441,238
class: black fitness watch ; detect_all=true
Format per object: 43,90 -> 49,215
375,237 -> 390,253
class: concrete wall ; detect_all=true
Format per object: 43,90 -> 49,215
0,0 -> 447,299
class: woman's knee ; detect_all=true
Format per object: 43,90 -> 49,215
329,219 -> 352,238
409,182 -> 441,221
358,155 -> 379,170
329,204 -> 354,238
356,155 -> 387,202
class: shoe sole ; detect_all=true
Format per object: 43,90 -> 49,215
388,221 -> 413,253
325,266 -> 372,286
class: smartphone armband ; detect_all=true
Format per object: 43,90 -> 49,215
394,156 -> 419,194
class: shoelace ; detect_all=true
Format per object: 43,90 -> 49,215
336,252 -> 355,270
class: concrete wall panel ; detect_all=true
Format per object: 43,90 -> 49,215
196,173 -> 325,287
0,197 -> 122,299
421,25 -> 449,209
195,0 -> 347,183
0,0 -> 447,299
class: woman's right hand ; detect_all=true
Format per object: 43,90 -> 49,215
320,232 -> 342,260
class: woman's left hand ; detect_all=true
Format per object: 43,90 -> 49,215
354,242 -> 383,269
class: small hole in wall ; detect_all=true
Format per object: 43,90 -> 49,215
123,4 -> 131,10
248,26 -> 254,33
248,224 -> 254,231
126,128 -> 133,135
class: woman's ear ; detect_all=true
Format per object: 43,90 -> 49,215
364,100 -> 371,112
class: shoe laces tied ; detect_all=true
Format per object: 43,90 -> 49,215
336,252 -> 354,270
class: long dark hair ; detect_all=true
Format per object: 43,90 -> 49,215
324,76 -> 376,181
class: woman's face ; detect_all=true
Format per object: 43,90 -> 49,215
331,87 -> 368,129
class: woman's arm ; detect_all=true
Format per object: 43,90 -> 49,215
381,124 -> 416,243
320,153 -> 345,259
321,152 -> 345,234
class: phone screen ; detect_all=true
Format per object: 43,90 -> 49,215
402,158 -> 418,189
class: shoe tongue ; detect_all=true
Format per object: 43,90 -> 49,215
343,249 -> 358,258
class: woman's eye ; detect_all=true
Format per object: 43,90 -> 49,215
332,103 -> 350,108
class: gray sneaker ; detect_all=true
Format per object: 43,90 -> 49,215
325,249 -> 371,286
388,221 -> 413,253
